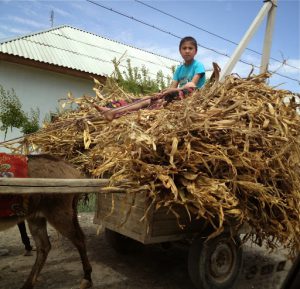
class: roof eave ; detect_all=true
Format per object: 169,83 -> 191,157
0,25 -> 70,45
0,52 -> 106,81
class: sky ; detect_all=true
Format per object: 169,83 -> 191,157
0,0 -> 299,93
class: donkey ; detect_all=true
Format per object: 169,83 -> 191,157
0,154 -> 92,289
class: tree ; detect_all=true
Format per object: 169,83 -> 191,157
0,85 -> 40,139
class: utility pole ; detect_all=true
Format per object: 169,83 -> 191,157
50,10 -> 54,27
219,0 -> 278,82
260,0 -> 277,73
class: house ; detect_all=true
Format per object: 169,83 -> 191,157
0,25 -> 180,145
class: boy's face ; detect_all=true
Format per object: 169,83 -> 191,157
179,41 -> 197,64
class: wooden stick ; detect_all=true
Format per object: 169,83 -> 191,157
0,186 -> 125,194
0,178 -> 127,194
0,178 -> 111,187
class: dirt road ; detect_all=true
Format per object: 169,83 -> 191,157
0,213 -> 293,289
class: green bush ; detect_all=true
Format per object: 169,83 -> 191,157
77,193 -> 96,212
0,84 -> 40,138
112,58 -> 174,95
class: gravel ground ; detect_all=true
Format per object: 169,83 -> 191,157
0,213 -> 294,289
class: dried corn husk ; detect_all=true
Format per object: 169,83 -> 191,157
7,73 -> 300,257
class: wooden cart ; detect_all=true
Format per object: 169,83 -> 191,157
94,191 -> 244,289
0,177 -> 245,289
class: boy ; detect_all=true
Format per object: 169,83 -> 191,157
164,36 -> 205,93
95,36 -> 205,120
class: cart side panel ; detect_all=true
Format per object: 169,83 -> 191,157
94,192 -> 206,244
151,206 -> 206,238
94,192 -> 151,243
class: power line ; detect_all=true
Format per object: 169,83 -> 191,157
135,0 -> 300,72
86,0 -> 300,85
50,31 -> 177,70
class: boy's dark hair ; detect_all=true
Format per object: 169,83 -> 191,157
179,36 -> 198,51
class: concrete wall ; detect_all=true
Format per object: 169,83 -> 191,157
0,60 -> 95,152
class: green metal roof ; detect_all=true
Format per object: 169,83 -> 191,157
0,25 -> 180,78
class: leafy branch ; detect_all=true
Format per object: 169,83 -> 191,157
112,58 -> 174,95
0,85 -> 40,139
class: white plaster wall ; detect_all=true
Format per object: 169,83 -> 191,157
0,61 -> 95,152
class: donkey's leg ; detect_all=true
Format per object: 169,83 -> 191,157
18,221 -> 33,255
45,209 -> 92,289
21,217 -> 50,289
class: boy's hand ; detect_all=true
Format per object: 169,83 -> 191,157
152,92 -> 164,100
162,88 -> 179,94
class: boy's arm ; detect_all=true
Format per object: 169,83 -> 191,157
152,80 -> 179,99
169,80 -> 179,89
161,75 -> 201,95
165,70 -> 204,93
191,73 -> 204,87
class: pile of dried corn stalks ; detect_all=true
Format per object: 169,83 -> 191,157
12,73 -> 300,256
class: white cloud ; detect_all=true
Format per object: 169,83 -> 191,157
269,58 -> 300,75
0,32 -> 8,40
115,31 -> 134,45
8,16 -> 45,29
48,6 -> 71,17
7,27 -> 30,35
225,2 -> 233,12
140,44 -> 179,61
69,2 -> 85,11
213,52 -> 300,92
0,24 -> 29,35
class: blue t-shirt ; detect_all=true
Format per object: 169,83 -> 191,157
173,60 -> 206,88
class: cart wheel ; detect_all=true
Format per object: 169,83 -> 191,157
188,233 -> 243,289
105,228 -> 143,254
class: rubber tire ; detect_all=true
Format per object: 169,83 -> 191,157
105,228 -> 143,254
188,233 -> 243,289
